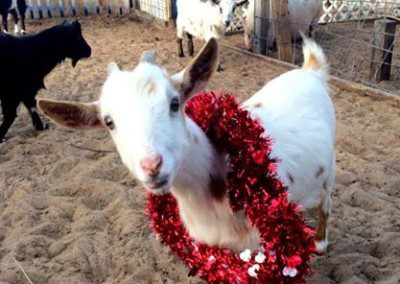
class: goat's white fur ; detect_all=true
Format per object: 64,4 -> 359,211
40,38 -> 335,253
244,38 -> 335,210
176,0 -> 241,41
244,0 -> 323,50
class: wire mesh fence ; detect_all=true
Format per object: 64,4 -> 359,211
248,0 -> 400,95
136,0 -> 169,21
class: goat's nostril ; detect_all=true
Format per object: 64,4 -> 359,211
140,155 -> 163,177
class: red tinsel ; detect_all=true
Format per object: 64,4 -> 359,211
146,91 -> 315,283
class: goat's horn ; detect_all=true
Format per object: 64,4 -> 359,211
107,62 -> 120,75
235,0 -> 248,7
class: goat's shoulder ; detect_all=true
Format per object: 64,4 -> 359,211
251,69 -> 328,105
244,69 -> 334,131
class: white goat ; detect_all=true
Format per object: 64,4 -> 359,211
39,37 -> 335,254
243,0 -> 323,51
176,0 -> 247,57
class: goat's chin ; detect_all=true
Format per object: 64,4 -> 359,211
144,186 -> 170,195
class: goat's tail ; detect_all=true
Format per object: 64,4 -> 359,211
301,33 -> 328,80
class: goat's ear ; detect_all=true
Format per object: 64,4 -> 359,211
38,99 -> 104,131
172,38 -> 219,101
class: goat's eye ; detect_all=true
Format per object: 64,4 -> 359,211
219,7 -> 223,13
170,97 -> 180,112
104,115 -> 115,130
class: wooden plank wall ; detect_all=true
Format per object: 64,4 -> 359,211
25,0 -> 133,19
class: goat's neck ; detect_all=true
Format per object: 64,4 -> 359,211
171,117 -> 258,251
26,28 -> 68,77
173,118 -> 225,200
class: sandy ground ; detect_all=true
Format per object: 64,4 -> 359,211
0,16 -> 399,284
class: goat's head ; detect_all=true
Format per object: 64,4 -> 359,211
38,39 -> 219,195
216,0 -> 248,27
64,20 -> 92,67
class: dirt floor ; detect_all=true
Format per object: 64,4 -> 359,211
0,16 -> 399,284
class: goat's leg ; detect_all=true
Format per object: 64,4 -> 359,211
177,37 -> 184,58
186,32 -> 194,57
9,9 -> 20,35
19,14 -> 26,35
17,0 -> 27,35
22,97 -> 49,131
1,12 -> 8,34
315,194 -> 332,254
176,26 -> 185,57
0,100 -> 19,143
308,25 -> 314,38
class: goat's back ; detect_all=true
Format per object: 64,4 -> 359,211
0,36 -> 27,86
244,69 -> 335,209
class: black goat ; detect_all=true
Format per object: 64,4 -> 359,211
0,20 -> 92,142
0,0 -> 27,35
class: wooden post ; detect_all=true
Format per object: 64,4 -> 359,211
86,0 -> 97,15
254,0 -> 269,55
271,0 -> 293,62
39,0 -> 48,19
75,0 -> 86,16
97,0 -> 107,14
120,0 -> 131,15
62,0 -> 73,16
49,0 -> 60,18
109,0 -> 119,15
370,19 -> 396,83
166,0 -> 176,28
29,0 -> 40,19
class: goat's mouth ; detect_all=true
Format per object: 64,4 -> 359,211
143,178 -> 170,194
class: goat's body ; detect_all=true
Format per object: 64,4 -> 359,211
0,32 -> 65,97
244,69 -> 335,209
0,22 -> 91,142
176,0 -> 241,58
0,32 -> 65,141
39,37 -> 333,254
244,0 -> 322,50
176,0 -> 225,41
171,39 -> 335,252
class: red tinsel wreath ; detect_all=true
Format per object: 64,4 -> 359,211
146,91 -> 315,283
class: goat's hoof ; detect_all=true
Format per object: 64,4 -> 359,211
21,30 -> 27,36
178,52 -> 184,58
189,51 -> 194,57
36,123 -> 49,131
0,137 -> 6,143
315,240 -> 329,255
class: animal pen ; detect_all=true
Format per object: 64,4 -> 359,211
249,0 -> 400,95
21,0 -> 400,95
